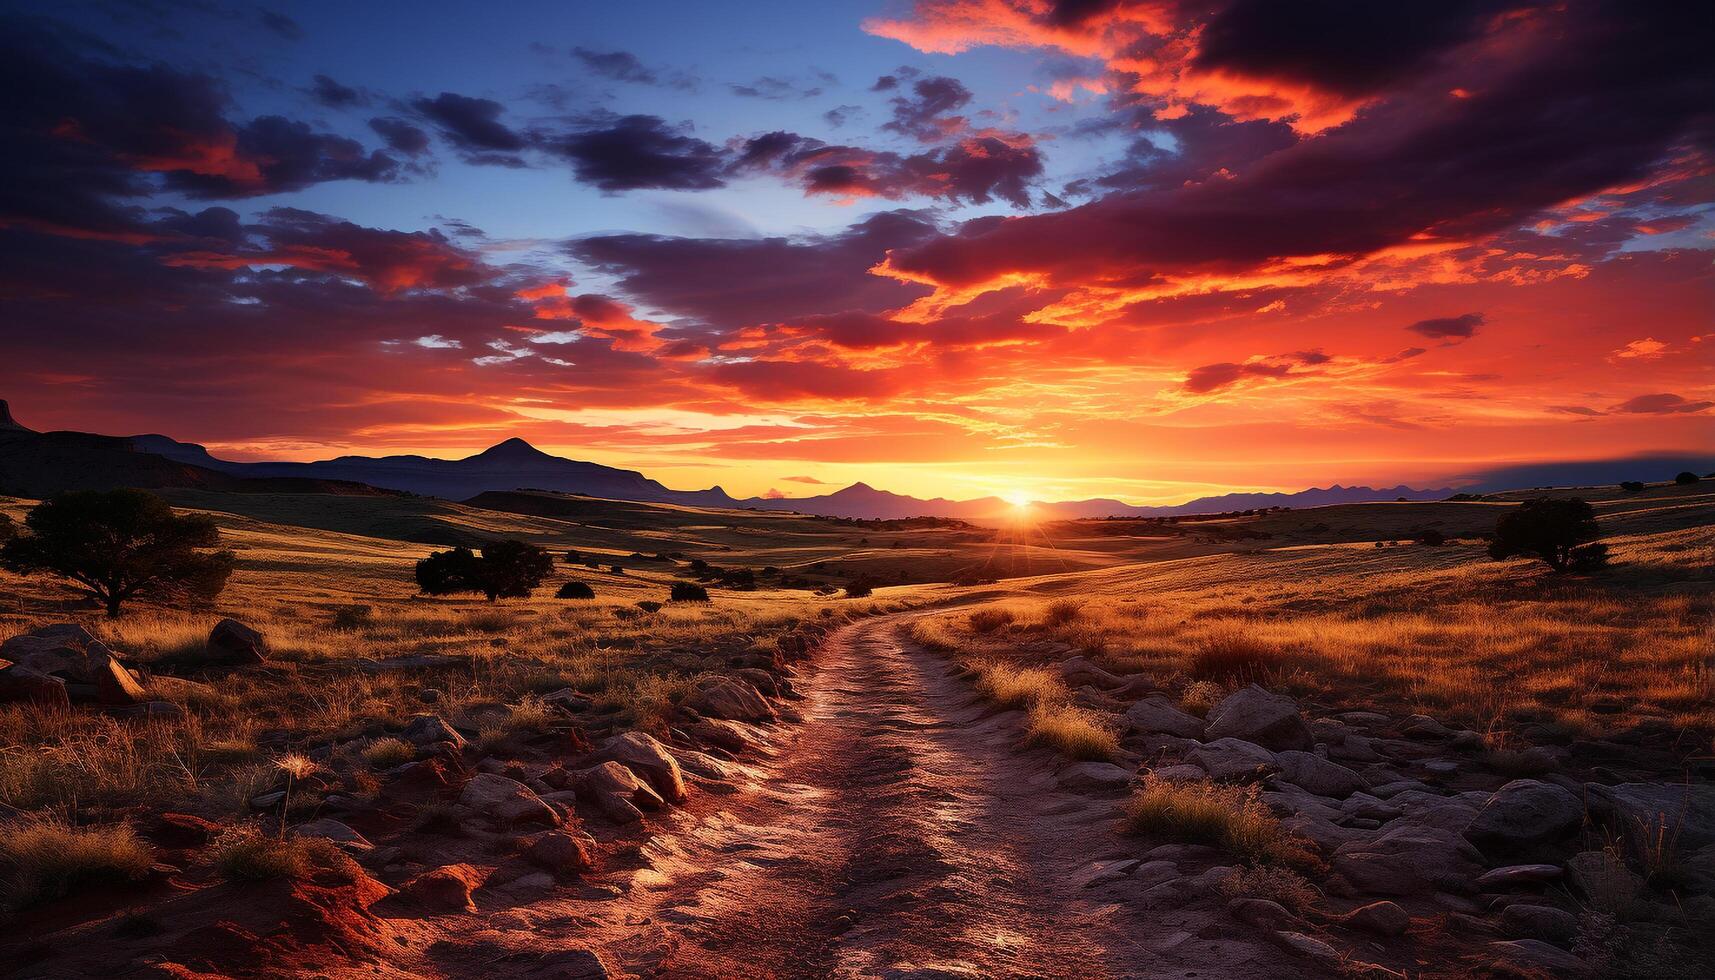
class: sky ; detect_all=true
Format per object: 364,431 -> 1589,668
1,0 -> 1711,505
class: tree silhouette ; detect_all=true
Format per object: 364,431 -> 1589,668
415,540 -> 552,600
1,490 -> 234,615
1487,498 -> 1607,573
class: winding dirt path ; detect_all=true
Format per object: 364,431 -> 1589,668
551,613 -> 1298,979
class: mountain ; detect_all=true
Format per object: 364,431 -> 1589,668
3,399 -> 1458,518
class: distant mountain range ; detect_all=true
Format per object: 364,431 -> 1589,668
0,399 -> 1463,519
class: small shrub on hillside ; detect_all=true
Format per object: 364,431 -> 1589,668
1414,529 -> 1446,546
1180,681 -> 1225,714
1123,776 -> 1315,869
1488,497 -> 1607,573
1217,864 -> 1320,912
670,582 -> 711,603
556,581 -> 595,600
330,603 -> 373,629
1619,481 -> 1646,493
1025,703 -> 1118,760
563,549 -> 581,564
1675,471 -> 1700,485
0,818 -> 153,910
209,825 -> 354,881
972,661 -> 1063,710
359,737 -> 417,769
844,576 -> 878,598
1188,631 -> 1284,682
416,540 -> 553,600
1042,599 -> 1083,625
969,608 -> 1016,633
635,600 -> 663,613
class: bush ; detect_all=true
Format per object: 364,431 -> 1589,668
556,580 -> 595,600
1042,599 -> 1084,625
969,608 -> 1016,633
635,600 -> 662,613
1123,777 -> 1314,868
359,737 -> 417,769
562,549 -> 581,564
670,582 -> 710,603
1619,481 -> 1646,493
0,818 -> 154,909
972,661 -> 1063,710
1414,529 -> 1446,546
1675,471 -> 1700,485
416,539 -> 553,600
844,576 -> 879,598
1025,703 -> 1118,760
0,489 -> 234,616
1188,631 -> 1284,682
1488,497 -> 1607,573
209,824 -> 355,881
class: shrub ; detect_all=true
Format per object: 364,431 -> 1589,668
359,737 -> 417,769
416,539 -> 553,600
0,818 -> 154,909
1043,599 -> 1084,625
1123,776 -> 1314,868
0,489 -> 235,616
1488,497 -> 1607,573
1619,481 -> 1646,493
556,581 -> 595,600
1675,471 -> 1700,485
1217,865 -> 1320,912
670,582 -> 711,603
563,549 -> 581,564
969,608 -> 1016,633
209,824 -> 354,881
1414,529 -> 1446,546
1025,703 -> 1119,760
1188,631 -> 1284,682
1180,680 -> 1225,715
330,603 -> 373,629
972,661 -> 1063,710
844,576 -> 878,598
635,600 -> 663,613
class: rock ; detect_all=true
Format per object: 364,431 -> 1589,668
1150,763 -> 1207,782
1274,931 -> 1343,966
576,761 -> 665,823
1343,900 -> 1410,936
585,731 -> 687,803
1564,850 -> 1641,912
459,773 -> 561,828
673,748 -> 742,782
1124,695 -> 1206,739
522,830 -> 597,875
1464,779 -> 1583,853
1058,761 -> 1134,793
1059,656 -> 1123,689
206,619 -> 267,665
1274,750 -> 1366,798
1187,738 -> 1278,782
150,812 -> 222,848
1069,858 -> 1139,889
294,818 -> 372,852
401,714 -> 467,751
1,625 -> 104,680
1584,782 -> 1715,850
1204,685 -> 1313,751
1488,939 -> 1589,975
541,687 -> 593,712
1499,904 -> 1578,944
145,674 -> 216,703
1333,824 -> 1485,896
93,654 -> 147,705
1477,864 -> 1563,889
0,664 -> 70,708
687,676 -> 775,723
1399,714 -> 1452,739
1228,898 -> 1297,930
403,863 -> 484,912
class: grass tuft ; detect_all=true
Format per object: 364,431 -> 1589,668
0,818 -> 154,910
971,660 -> 1063,710
1025,702 -> 1119,760
1123,775 -> 1317,869
208,824 -> 355,881
969,608 -> 1016,634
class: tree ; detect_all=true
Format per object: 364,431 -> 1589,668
1487,498 -> 1607,573
0,489 -> 234,616
1675,471 -> 1700,485
556,581 -> 595,600
669,582 -> 709,602
415,540 -> 552,600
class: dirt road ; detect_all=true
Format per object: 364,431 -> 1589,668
557,614 -> 1298,979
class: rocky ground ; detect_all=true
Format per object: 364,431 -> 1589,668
3,606 -> 1712,978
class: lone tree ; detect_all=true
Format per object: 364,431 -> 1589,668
1487,498 -> 1608,573
0,489 -> 235,615
1675,471 -> 1700,485
415,539 -> 552,600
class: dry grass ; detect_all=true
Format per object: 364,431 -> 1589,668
1123,775 -> 1315,869
971,660 -> 1063,710
208,824 -> 355,881
1025,702 -> 1118,760
1217,864 -> 1320,912
0,818 -> 153,909
969,608 -> 1016,633
359,737 -> 416,769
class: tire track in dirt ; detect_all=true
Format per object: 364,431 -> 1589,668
564,613 -> 1299,979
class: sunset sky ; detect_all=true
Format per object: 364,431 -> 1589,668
2,0 -> 1710,504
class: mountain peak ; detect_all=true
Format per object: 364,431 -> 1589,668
0,399 -> 31,432
468,437 -> 553,462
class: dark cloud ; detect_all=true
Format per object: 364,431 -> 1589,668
258,10 -> 303,41
730,76 -> 824,100
549,115 -> 725,191
1193,0 -> 1496,98
883,75 -> 973,141
569,211 -> 938,329
1550,405 -> 1604,416
412,92 -> 528,159
1183,349 -> 1329,393
369,116 -> 431,156
734,130 -> 1043,207
1611,393 -> 1714,415
823,105 -> 863,128
573,48 -> 657,84
311,74 -> 362,107
1406,312 -> 1485,341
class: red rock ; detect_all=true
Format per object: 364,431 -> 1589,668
151,812 -> 224,848
403,863 -> 486,912
94,654 -> 148,705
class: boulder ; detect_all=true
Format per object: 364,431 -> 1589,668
1228,898 -> 1297,930
1584,782 -> 1715,850
1187,738 -> 1278,782
1124,695 -> 1206,739
0,664 -> 70,708
1477,864 -> 1563,889
1,625 -> 105,681
521,829 -> 597,875
1499,904 -> 1579,944
206,619 -> 267,665
1069,858 -> 1140,889
1464,779 -> 1583,853
1487,939 -> 1589,976
1204,685 -> 1313,751
1564,850 -> 1641,910
576,761 -> 665,823
1059,656 -> 1123,689
1333,824 -> 1485,896
1058,761 -> 1134,794
585,731 -> 687,803
93,655 -> 147,705
1274,750 -> 1366,798
459,773 -> 560,828
687,676 -> 775,723
294,818 -> 372,853
1343,900 -> 1410,936
403,863 -> 484,912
